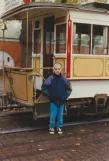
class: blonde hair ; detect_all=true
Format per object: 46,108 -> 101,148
53,63 -> 62,71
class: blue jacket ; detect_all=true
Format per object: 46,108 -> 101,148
42,73 -> 72,106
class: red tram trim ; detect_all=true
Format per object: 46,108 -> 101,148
24,0 -> 30,4
66,17 -> 72,78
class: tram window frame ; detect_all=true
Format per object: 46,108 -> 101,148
73,23 -> 108,55
55,23 -> 66,54
33,20 -> 41,55
73,23 -> 91,54
35,21 -> 40,28
92,25 -> 108,55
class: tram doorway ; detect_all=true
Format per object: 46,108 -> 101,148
43,16 -> 54,79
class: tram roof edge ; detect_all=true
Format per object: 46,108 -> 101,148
1,2 -> 109,20
0,2 -> 78,20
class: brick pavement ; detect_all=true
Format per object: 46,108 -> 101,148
0,122 -> 109,161
1,77 -> 109,160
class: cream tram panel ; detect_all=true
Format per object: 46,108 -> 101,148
70,10 -> 109,26
105,59 -> 109,77
4,69 -> 33,105
72,55 -> 109,79
32,56 -> 40,74
11,73 -> 27,100
72,56 -> 104,78
32,56 -> 42,90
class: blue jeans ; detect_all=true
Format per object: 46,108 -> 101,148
49,102 -> 64,128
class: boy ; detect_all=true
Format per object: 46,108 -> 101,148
42,63 -> 72,134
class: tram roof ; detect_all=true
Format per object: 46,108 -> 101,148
1,2 -> 109,20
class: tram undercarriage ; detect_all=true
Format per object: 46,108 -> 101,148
2,66 -> 109,120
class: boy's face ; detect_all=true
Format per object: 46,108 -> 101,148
54,67 -> 61,75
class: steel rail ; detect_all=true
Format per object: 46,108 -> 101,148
0,116 -> 109,134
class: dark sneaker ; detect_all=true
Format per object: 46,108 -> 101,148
57,127 -> 63,134
49,128 -> 55,134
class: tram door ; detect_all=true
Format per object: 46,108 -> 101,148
43,16 -> 54,79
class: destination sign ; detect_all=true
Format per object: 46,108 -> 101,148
4,0 -> 22,12
4,0 -> 109,14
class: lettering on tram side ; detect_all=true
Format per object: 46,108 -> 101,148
4,0 -> 22,12
79,0 -> 107,4
35,0 -> 56,2
3,0 -> 109,14
34,0 -> 108,4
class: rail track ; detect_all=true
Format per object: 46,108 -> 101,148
1,95 -> 109,135
0,113 -> 109,134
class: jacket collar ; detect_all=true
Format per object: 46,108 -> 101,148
53,73 -> 61,77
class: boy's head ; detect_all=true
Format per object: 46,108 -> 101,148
53,63 -> 62,75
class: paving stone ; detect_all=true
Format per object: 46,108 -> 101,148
0,80 -> 109,161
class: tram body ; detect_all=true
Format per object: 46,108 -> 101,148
2,2 -> 109,119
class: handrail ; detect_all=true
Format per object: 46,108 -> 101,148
4,66 -> 53,70
33,67 -> 53,69
4,66 -> 33,70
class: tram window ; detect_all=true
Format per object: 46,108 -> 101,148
92,25 -> 106,55
73,23 -> 90,54
45,32 -> 50,54
44,31 -> 54,54
35,21 -> 39,28
34,29 -> 41,54
56,23 -> 66,53
51,32 -> 54,54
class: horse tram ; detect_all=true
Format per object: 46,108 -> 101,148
1,1 -> 109,119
